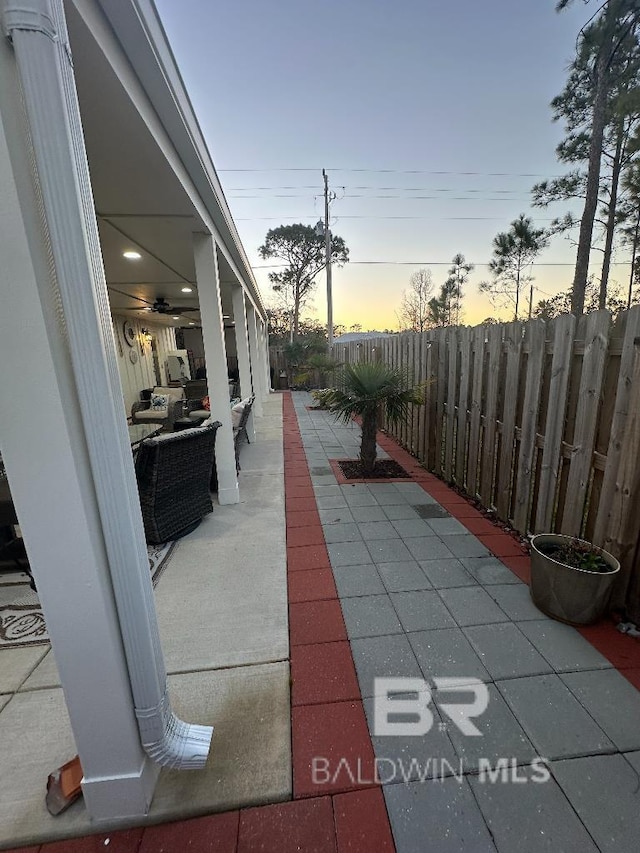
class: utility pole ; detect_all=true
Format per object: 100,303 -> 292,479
323,169 -> 335,348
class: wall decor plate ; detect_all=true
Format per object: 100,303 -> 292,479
129,348 -> 138,364
123,320 -> 136,347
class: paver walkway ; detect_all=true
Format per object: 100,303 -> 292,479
288,391 -> 640,853
6,389 -> 640,852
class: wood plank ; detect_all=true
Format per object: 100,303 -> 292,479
466,325 -> 485,498
455,327 -> 472,488
479,324 -> 502,507
496,321 -> 523,521
417,331 -> 428,466
534,313 -> 576,533
513,320 -> 546,533
412,332 -> 421,456
603,343 -> 640,610
425,331 -> 437,470
444,326 -> 458,481
560,310 -> 612,536
434,327 -> 447,476
594,305 -> 640,547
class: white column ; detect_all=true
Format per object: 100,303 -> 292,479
0,0 -> 211,822
193,233 -> 239,505
231,285 -> 256,442
247,303 -> 266,412
260,320 -> 273,393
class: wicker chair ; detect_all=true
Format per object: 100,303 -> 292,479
134,422 -> 221,544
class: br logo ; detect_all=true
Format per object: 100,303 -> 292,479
373,677 -> 489,737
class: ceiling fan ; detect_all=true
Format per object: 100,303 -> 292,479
121,296 -> 198,315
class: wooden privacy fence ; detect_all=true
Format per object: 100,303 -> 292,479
333,308 -> 640,622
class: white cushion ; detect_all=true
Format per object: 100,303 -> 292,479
135,409 -> 167,421
153,386 -> 184,402
231,400 -> 245,429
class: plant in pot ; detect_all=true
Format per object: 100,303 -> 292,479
320,362 -> 423,477
530,533 -> 620,626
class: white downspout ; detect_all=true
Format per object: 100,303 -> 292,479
2,0 -> 211,769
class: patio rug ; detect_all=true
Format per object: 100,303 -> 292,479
0,541 -> 177,649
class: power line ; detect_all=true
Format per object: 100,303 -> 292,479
236,215 -> 559,221
252,260 -> 631,268
229,193 -> 534,202
228,185 -> 534,193
220,167 -> 565,178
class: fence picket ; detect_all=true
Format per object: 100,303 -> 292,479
560,310 -> 611,536
513,320 -> 546,533
496,321 -> 523,521
455,327 -> 472,488
466,326 -> 485,498
534,314 -> 575,533
480,325 -> 502,507
444,326 -> 458,481
434,327 -> 447,477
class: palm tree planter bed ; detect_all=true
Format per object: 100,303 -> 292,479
336,459 -> 411,480
317,362 -> 423,479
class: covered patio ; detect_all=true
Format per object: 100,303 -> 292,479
0,0 -> 277,840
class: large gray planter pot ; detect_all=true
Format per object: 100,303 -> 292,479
530,534 -> 620,626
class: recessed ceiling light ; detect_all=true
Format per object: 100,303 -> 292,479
189,321 -> 195,325
123,250 -> 142,260
223,315 -> 230,320
181,286 -> 193,293
172,315 -> 179,320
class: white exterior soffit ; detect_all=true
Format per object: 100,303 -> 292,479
85,0 -> 266,320
3,0 -> 212,769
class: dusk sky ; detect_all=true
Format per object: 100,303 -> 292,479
154,0 -> 627,329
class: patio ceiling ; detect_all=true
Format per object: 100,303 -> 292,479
64,0 -> 238,328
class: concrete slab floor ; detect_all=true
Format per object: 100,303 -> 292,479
0,396 -> 290,848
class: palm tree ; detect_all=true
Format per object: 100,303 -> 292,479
322,363 -> 423,476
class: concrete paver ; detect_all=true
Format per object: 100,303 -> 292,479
497,674 -> 615,759
290,391 -> 640,853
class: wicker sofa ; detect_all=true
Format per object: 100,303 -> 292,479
131,385 -> 185,431
134,422 -> 221,543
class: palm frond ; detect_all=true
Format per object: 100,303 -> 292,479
324,362 -> 424,425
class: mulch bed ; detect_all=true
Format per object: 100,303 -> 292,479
337,459 -> 411,480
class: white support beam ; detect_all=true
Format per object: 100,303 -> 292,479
261,320 -> 273,392
231,285 -> 256,442
193,233 -> 239,504
247,303 -> 266,415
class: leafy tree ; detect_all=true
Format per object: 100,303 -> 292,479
479,215 -> 549,319
533,275 -> 627,320
533,14 -> 640,308
397,268 -> 434,332
320,363 -> 423,475
444,253 -> 474,325
426,281 -> 455,327
556,0 -> 640,315
267,308 -> 330,347
259,224 -> 349,339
